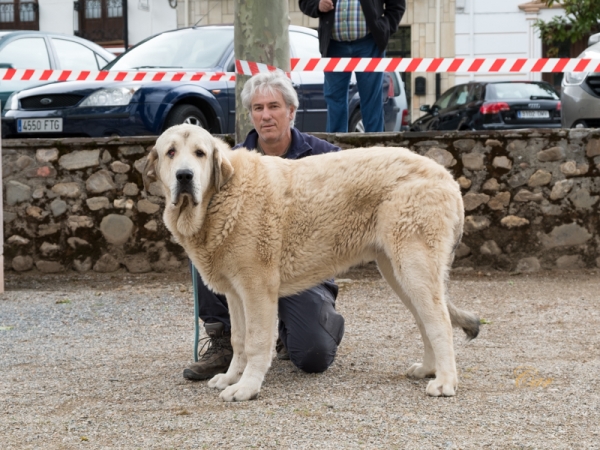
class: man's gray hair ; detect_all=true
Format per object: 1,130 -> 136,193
241,71 -> 299,127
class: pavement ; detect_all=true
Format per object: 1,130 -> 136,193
0,265 -> 599,449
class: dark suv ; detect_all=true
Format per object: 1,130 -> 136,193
410,81 -> 561,132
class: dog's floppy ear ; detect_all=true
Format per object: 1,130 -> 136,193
212,137 -> 234,192
143,147 -> 159,192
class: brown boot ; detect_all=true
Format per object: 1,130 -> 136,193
183,322 -> 233,381
276,337 -> 290,360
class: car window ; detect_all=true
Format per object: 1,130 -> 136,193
107,28 -> 234,70
451,85 -> 470,107
469,84 -> 484,102
433,87 -> 455,110
96,53 -> 109,69
290,31 -> 321,58
487,83 -> 559,100
52,38 -> 100,70
0,37 -> 50,69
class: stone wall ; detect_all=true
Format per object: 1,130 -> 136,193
2,137 -> 183,274
2,128 -> 600,274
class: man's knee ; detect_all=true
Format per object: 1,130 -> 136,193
288,338 -> 338,373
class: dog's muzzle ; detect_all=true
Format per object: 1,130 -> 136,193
174,169 -> 196,205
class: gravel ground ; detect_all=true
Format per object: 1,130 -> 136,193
1,264 -> 599,449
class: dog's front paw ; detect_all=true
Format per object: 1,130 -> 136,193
407,363 -> 436,379
208,373 -> 234,390
219,381 -> 260,402
425,375 -> 457,397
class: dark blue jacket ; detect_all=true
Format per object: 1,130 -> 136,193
233,127 -> 341,160
234,127 -> 340,298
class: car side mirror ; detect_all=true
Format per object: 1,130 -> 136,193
420,104 -> 431,113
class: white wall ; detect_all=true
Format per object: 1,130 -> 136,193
128,0 -> 178,46
38,0 -> 76,35
455,0 -> 564,85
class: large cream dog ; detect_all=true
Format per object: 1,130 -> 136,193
145,124 -> 480,402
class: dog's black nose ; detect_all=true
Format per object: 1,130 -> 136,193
176,169 -> 194,184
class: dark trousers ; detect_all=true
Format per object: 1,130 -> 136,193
192,267 -> 344,373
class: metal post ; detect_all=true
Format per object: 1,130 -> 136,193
0,102 -> 4,293
192,264 -> 200,361
123,0 -> 128,51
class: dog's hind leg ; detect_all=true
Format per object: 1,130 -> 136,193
208,291 -> 247,390
376,242 -> 458,397
376,254 -> 436,379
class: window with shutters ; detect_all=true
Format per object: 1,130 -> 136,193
0,0 -> 39,30
75,0 -> 124,44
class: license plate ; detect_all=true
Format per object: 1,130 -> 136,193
518,110 -> 550,119
17,118 -> 63,133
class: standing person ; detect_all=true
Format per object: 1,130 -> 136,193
183,71 -> 345,381
299,0 -> 406,132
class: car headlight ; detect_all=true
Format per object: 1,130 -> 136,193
4,92 -> 19,111
563,72 -> 587,86
79,86 -> 141,107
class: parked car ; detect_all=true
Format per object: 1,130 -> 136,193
410,81 -> 561,132
0,30 -> 116,106
1,25 -> 400,138
390,72 -> 410,131
561,32 -> 600,129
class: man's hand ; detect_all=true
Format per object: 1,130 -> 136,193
319,0 -> 334,13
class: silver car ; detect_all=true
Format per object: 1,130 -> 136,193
561,33 -> 600,128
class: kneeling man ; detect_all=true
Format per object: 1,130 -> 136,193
183,72 -> 345,380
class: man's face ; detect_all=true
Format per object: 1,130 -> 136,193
250,89 -> 295,144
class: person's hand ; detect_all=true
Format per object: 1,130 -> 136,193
319,0 -> 334,13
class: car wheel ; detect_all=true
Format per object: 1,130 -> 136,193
349,110 -> 365,133
165,105 -> 208,130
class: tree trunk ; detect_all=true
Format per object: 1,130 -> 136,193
234,0 -> 290,143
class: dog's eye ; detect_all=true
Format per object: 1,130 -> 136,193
167,148 -> 175,158
195,150 -> 205,158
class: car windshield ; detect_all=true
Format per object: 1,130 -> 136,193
105,28 -> 233,71
487,82 -> 559,100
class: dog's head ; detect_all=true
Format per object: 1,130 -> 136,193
144,124 -> 234,236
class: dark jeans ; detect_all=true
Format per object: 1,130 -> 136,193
324,33 -> 385,133
192,267 -> 344,373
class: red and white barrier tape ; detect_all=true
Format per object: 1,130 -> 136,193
0,69 -> 235,82
2,58 -> 599,82
240,57 -> 600,74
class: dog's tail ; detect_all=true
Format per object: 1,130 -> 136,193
447,300 -> 480,340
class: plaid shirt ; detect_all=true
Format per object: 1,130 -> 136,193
332,0 -> 369,42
